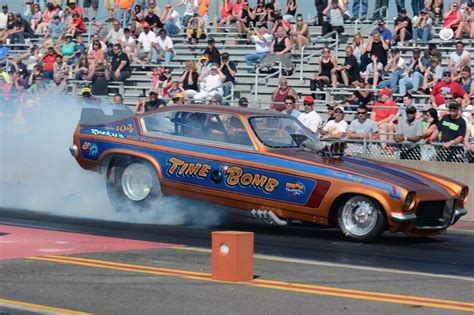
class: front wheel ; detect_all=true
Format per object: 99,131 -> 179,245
337,195 -> 386,242
106,157 -> 161,213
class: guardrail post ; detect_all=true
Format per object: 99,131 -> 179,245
254,68 -> 259,104
299,45 -> 305,82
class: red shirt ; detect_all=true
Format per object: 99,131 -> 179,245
430,81 -> 466,106
42,53 -> 58,71
72,17 -> 86,33
372,100 -> 397,122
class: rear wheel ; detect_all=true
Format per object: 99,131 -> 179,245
337,195 -> 386,242
106,157 -> 161,213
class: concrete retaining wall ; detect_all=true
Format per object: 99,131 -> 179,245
380,160 -> 474,221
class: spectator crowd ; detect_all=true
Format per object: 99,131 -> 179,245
0,0 -> 472,161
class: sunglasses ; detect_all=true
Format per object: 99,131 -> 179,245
445,97 -> 453,100
334,110 -> 343,114
357,111 -> 367,115
443,74 -> 451,77
285,102 -> 294,105
303,103 -> 312,106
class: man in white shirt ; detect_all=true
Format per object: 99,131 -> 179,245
448,41 -> 471,74
104,20 -> 124,44
152,29 -> 174,65
0,4 -> 8,31
320,105 -> 348,140
378,47 -> 407,92
136,22 -> 156,63
245,26 -> 272,73
194,63 -> 226,101
298,96 -> 322,137
161,4 -> 182,35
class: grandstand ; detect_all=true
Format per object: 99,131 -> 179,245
0,0 -> 473,163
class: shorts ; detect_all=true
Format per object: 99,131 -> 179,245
84,0 -> 99,9
104,0 -> 115,10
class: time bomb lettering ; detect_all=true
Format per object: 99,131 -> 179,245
166,157 -> 279,193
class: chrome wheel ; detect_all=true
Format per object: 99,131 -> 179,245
341,197 -> 378,237
121,163 -> 154,201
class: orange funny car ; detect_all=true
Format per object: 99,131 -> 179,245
70,105 -> 468,242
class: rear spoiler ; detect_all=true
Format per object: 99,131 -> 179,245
79,107 -> 135,126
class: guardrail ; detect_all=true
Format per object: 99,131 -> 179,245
253,62 -> 283,105
87,14 -> 110,45
354,6 -> 388,34
299,31 -> 338,82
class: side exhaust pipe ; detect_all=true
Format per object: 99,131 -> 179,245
250,209 -> 287,226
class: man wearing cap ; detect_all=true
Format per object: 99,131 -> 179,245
320,105 -> 348,140
245,26 -> 272,73
161,4 -> 182,35
422,56 -> 443,92
220,52 -> 236,99
194,63 -> 225,101
0,4 -> 8,31
394,106 -> 423,160
431,101 -> 467,162
371,88 -> 398,149
413,8 -> 433,43
152,29 -> 174,65
136,91 -> 167,113
371,20 -> 392,42
448,41 -> 471,74
378,47 -> 407,92
392,8 -> 412,45
430,70 -> 468,107
136,22 -> 156,64
298,96 -> 322,135
203,38 -> 221,65
398,48 -> 430,96
41,45 -> 58,79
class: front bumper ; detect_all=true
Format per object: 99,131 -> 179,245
390,208 -> 468,227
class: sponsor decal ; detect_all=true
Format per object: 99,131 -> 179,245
81,141 -> 99,157
115,123 -> 135,133
126,135 -> 155,143
285,182 -> 306,195
90,128 -> 125,139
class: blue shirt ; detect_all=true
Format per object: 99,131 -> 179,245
372,26 -> 392,42
0,45 -> 9,64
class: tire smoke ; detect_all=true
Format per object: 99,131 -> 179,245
0,96 -> 226,227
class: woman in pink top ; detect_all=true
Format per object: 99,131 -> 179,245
443,2 -> 461,32
87,40 -> 105,65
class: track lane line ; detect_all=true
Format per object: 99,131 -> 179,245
0,298 -> 92,315
27,255 -> 474,313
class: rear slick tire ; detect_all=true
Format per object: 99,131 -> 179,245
337,195 -> 386,242
106,157 -> 161,213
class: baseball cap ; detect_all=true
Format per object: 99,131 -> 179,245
199,54 -> 208,61
303,95 -> 314,104
413,48 -> 421,54
222,52 -> 229,59
81,87 -> 91,95
390,47 -> 400,54
400,8 -> 407,13
334,105 -> 345,113
2,4 -> 8,9
173,92 -> 185,99
377,88 -> 392,97
378,20 -> 385,25
442,70 -> 451,76
207,38 -> 215,44
239,97 -> 249,107
149,91 -> 158,96
405,106 -> 417,114
69,0 -> 76,3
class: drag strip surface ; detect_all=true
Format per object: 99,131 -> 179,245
0,208 -> 473,279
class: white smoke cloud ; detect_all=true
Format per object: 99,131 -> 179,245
0,95 -> 226,227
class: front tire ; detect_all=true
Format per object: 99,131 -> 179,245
337,195 -> 386,242
106,157 -> 161,213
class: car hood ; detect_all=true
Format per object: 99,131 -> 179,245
268,149 -> 453,200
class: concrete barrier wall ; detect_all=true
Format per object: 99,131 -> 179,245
380,160 -> 474,221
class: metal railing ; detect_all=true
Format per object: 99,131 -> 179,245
253,62 -> 283,105
87,14 -> 111,45
299,30 -> 338,82
354,6 -> 388,34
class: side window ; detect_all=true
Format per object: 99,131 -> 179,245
219,114 -> 253,147
141,111 -> 177,135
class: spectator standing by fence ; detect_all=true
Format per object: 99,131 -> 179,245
394,106 -> 423,160
298,95 -> 322,134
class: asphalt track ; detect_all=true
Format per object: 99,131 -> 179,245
0,208 -> 473,314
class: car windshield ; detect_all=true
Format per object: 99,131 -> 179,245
248,115 -> 316,148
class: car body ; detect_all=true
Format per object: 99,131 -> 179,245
70,105 -> 469,242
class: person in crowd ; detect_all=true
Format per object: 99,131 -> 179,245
394,106 -> 423,160
350,32 -> 367,70
110,44 -> 131,81
371,88 -> 398,149
73,54 -> 90,80
431,101 -> 466,162
379,47 -> 407,92
322,0 -> 345,37
422,56 -> 444,93
290,14 -> 310,53
220,52 -> 237,99
116,0 -> 133,26
448,41 -> 471,75
238,96 -> 249,107
420,107 -> 439,161
413,8 -> 433,43
113,93 -> 124,105
342,80 -> 374,107
331,45 -> 360,88
161,3 -> 182,35
36,2 -> 56,34
437,92 -> 455,118
398,48 -> 430,96
197,0 -> 211,31
390,93 -> 420,125
68,0 -> 83,18
271,76 -> 298,111
29,3 -> 42,32
105,19 -> 124,45
348,104 -> 379,140
0,38 -> 8,68
372,0 -> 388,19
366,30 -> 389,67
282,0 -> 297,22
456,66 -> 474,96
270,14 -> 291,35
179,0 -> 198,27
68,12 -> 86,37
44,15 -> 65,40
430,70 -> 468,108
186,13 -> 205,45
132,4 -> 145,25
152,28 -> 174,65
320,105 -> 348,140
456,2 -> 473,39
60,33 -> 76,65
314,0 -> 327,26
371,20 -> 392,42
104,0 -> 115,22
310,46 -> 337,92
179,60 -> 200,98
245,26 -> 272,73
41,44 -> 58,79
47,73 -> 68,95
86,40 -> 103,66
194,63 -> 225,101
104,42 -> 115,63
217,0 -> 234,32
351,0 -> 368,21
144,7 -> 162,31
0,4 -> 9,31
147,0 -> 162,17
10,13 -> 34,45
426,0 -> 443,25
443,2 -> 462,37
284,95 -> 300,118
136,91 -> 167,113
363,54 -> 383,87
197,54 -> 210,75
235,1 -> 254,38
136,22 -> 156,64
121,28 -> 136,61
0,13 -> 14,42
53,54 -> 69,79
89,58 -> 110,96
392,8 -> 412,45
83,0 -> 99,22
298,95 -> 322,134
203,37 -> 221,65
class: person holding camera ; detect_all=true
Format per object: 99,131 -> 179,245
322,0 -> 345,38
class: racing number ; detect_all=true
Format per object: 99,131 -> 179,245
116,124 -> 134,133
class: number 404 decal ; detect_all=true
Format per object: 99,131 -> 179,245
115,124 -> 134,133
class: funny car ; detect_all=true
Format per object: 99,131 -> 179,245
70,105 -> 468,242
